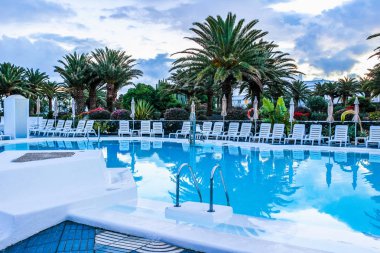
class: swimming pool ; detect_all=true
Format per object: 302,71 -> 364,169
1,140 -> 380,239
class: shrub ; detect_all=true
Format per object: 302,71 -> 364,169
226,107 -> 247,120
164,108 -> 189,120
135,100 -> 154,120
310,112 -> 327,121
87,107 -> 111,120
347,96 -> 376,113
294,106 -> 311,120
369,111 -> 380,121
111,109 -> 131,120
306,96 -> 327,113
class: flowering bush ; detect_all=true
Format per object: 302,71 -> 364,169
111,109 -> 131,120
294,106 -> 311,120
164,108 -> 189,120
86,107 -> 111,120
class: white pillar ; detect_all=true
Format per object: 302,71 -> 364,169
4,95 -> 29,139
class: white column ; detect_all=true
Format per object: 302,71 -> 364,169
4,95 -> 29,139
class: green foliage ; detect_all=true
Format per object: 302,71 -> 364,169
310,112 -> 327,121
306,96 -> 327,112
260,97 -> 289,126
347,96 -> 376,113
225,107 -> 248,120
135,100 -> 154,120
0,62 -> 26,96
164,108 -> 189,120
369,111 -> 380,121
123,83 -> 156,108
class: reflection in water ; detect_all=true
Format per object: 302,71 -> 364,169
1,140 -> 380,237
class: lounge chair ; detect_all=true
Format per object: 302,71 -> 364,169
118,120 -> 132,137
119,140 -> 130,151
151,122 -> 164,137
43,120 -> 65,136
141,140 -> 150,150
236,122 -> 253,142
222,122 -> 240,140
83,120 -> 97,137
270,124 -> 285,144
303,124 -> 322,145
66,120 -> 86,137
201,122 -> 212,136
169,121 -> 191,138
140,121 -> 151,137
37,119 -> 55,136
366,126 -> 380,148
29,119 -> 47,135
250,123 -> 271,143
285,124 -> 305,145
55,120 -> 73,136
328,125 -> 349,147
205,122 -> 223,140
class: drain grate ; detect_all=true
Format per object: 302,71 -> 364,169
1,221 -> 198,253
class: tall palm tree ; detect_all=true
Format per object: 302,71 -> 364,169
172,13 -> 298,110
24,68 -> 49,113
287,80 -> 311,106
0,62 -> 26,97
54,52 -> 91,113
39,81 -> 62,111
367,33 -> 380,59
86,69 -> 103,110
359,76 -> 373,98
313,82 -> 325,96
337,76 -> 360,105
322,81 -> 338,102
91,47 -> 142,111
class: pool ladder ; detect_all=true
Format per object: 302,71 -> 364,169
174,163 -> 230,213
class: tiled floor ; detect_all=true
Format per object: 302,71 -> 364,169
1,221 -> 196,253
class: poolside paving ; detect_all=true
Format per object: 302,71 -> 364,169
1,221 -> 197,253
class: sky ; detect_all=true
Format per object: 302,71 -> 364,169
0,0 -> 379,92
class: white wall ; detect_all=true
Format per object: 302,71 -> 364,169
4,95 -> 29,139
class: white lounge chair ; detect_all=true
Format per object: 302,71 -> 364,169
83,120 -> 97,137
285,124 -> 305,145
303,124 -> 322,145
151,122 -> 164,137
328,125 -> 349,147
119,140 -> 130,151
67,120 -> 86,137
270,124 -> 285,144
44,120 -> 65,136
29,119 -> 47,135
222,122 -> 240,140
251,123 -> 271,143
141,140 -> 150,150
201,122 -> 212,136
236,122 -> 252,142
169,121 -> 191,138
118,121 -> 132,137
140,121 -> 151,137
205,122 -> 223,140
366,126 -> 380,148
38,119 -> 55,136
55,120 -> 73,136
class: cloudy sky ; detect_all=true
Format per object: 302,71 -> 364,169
0,0 -> 379,91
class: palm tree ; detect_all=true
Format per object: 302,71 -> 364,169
86,69 -> 103,110
0,62 -> 26,97
39,81 -> 62,111
313,82 -> 325,96
24,68 -> 49,113
91,47 -> 142,111
287,80 -> 311,106
172,13 -> 298,110
54,52 -> 91,113
337,76 -> 360,105
322,81 -> 338,102
359,76 -> 373,98
367,33 -> 380,59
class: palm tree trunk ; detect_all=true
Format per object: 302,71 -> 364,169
342,96 -> 347,105
48,98 -> 53,111
206,92 -> 213,116
73,89 -> 85,113
106,83 -> 114,111
89,86 -> 97,109
222,77 -> 233,110
252,84 -> 261,106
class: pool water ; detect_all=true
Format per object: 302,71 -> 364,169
1,140 -> 380,238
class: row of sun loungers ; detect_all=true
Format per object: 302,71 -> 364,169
29,119 -> 97,137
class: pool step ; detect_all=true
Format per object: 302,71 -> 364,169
165,201 -> 233,227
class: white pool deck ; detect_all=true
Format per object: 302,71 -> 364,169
1,137 -> 380,252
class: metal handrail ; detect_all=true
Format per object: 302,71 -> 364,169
208,164 -> 230,212
174,163 -> 203,207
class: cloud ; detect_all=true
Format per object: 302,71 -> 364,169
270,0 -> 353,15
0,36 -> 67,79
293,0 -> 380,76
0,0 -> 73,23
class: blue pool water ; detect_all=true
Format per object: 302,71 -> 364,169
1,140 -> 380,238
